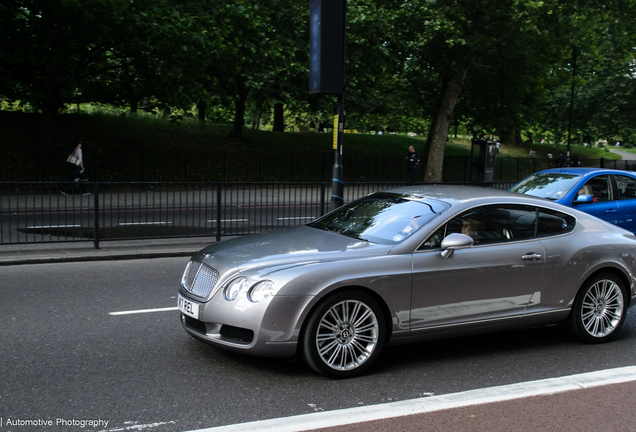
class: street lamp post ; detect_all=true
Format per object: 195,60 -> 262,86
331,93 -> 345,209
566,47 -> 578,166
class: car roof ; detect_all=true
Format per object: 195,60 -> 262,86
383,184 -> 546,207
534,167 -> 636,177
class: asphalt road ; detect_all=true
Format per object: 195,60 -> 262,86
2,258 -> 636,432
1,203 -> 322,244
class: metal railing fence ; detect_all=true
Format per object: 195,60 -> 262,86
0,181 -> 517,248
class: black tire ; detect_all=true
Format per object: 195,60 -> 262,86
569,273 -> 628,344
301,290 -> 386,379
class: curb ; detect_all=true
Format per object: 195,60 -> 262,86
0,250 -> 198,266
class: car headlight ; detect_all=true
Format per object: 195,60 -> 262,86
249,280 -> 277,302
224,277 -> 249,301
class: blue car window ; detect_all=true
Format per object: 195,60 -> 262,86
615,175 -> 636,200
510,173 -> 580,200
578,175 -> 612,203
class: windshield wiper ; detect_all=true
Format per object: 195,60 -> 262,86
338,230 -> 370,242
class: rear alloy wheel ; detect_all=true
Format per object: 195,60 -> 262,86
302,291 -> 386,379
570,273 -> 627,343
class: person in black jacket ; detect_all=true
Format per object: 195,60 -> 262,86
406,145 -> 420,185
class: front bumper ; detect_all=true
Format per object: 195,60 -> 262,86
179,290 -> 316,357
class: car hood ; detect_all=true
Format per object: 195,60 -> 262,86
196,226 -> 391,272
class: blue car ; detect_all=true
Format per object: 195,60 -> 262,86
510,168 -> 636,234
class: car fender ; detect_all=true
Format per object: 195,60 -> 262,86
263,254 -> 414,336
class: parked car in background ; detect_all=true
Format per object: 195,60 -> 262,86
510,168 -> 636,234
178,186 -> 636,378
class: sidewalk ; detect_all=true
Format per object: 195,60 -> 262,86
608,148 -> 636,161
0,237 -> 214,266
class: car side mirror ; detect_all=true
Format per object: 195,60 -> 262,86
440,233 -> 474,258
575,194 -> 593,204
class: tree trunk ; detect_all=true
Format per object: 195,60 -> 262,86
230,79 -> 249,139
273,103 -> 284,132
197,100 -> 206,123
425,62 -> 471,183
131,99 -> 138,116
502,130 -> 524,146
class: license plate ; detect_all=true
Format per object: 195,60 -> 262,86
178,294 -> 200,320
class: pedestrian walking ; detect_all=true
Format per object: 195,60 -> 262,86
61,140 -> 90,196
406,145 -> 420,185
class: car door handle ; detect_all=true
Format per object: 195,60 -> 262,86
606,209 -> 617,213
522,253 -> 542,261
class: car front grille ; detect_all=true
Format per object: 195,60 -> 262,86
182,260 -> 220,298
220,325 -> 254,345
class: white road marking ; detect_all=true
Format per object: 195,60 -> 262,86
276,217 -> 315,220
183,366 -> 636,432
118,222 -> 172,226
27,225 -> 81,228
207,219 -> 249,223
99,420 -> 176,431
109,307 -> 178,316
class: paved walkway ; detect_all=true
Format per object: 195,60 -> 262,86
0,237 -> 213,266
608,148 -> 636,160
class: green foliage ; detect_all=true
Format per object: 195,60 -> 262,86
1,0 -> 636,158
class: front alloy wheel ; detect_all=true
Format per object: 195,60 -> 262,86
302,291 -> 386,379
570,273 -> 627,343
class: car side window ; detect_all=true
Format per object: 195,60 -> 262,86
536,208 -> 576,237
419,225 -> 446,249
575,175 -> 612,203
418,204 -> 537,250
615,175 -> 636,200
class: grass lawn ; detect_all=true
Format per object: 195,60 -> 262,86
0,110 -> 622,162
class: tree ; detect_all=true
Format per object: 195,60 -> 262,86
540,0 -> 636,145
205,0 -> 308,138
0,0 -> 135,117
352,0 -> 578,181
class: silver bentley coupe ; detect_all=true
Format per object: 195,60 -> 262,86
178,186 -> 636,378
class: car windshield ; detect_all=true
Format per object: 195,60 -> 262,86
308,192 -> 447,245
510,173 -> 582,200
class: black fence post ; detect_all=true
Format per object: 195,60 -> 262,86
216,183 -> 222,242
600,157 -> 605,168
93,183 -> 100,249
320,183 -> 326,216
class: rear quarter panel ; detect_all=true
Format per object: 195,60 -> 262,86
533,216 -> 636,315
